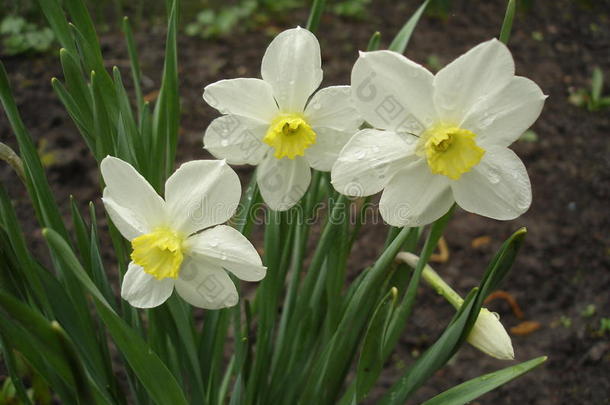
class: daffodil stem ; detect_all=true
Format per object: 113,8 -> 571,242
396,252 -> 464,309
0,141 -> 26,184
422,261 -> 463,309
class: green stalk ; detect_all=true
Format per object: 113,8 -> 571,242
499,0 -> 516,45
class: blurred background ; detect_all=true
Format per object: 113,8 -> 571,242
0,0 -> 608,403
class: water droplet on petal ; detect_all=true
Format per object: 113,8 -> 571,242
354,150 -> 366,160
480,112 -> 496,129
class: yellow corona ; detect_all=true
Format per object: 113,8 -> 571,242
131,227 -> 185,280
263,114 -> 317,159
417,124 -> 485,180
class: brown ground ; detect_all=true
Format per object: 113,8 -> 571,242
1,0 -> 609,403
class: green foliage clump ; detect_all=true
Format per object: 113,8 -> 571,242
0,15 -> 54,55
569,67 -> 610,111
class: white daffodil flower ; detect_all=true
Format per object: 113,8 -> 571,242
332,39 -> 546,227
203,27 -> 363,211
100,156 -> 266,309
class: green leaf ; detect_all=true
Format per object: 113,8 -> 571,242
42,228 -> 189,405
121,17 -> 144,120
422,356 -> 547,405
0,62 -> 68,239
499,0 -> 516,45
152,0 -> 180,188
591,67 -> 603,103
64,0 -> 103,69
355,288 -> 398,401
388,0 -> 430,53
0,185 -> 50,314
50,77 -> 93,150
36,0 -> 77,55
306,0 -> 327,33
0,292 -> 96,403
366,31 -> 381,51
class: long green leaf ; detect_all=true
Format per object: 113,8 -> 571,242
422,356 -> 547,405
36,0 -> 77,55
355,288 -> 398,402
0,62 -> 68,239
499,0 -> 516,44
306,0 -> 326,33
152,0 -> 180,188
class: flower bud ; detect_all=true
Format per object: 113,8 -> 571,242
467,308 -> 514,360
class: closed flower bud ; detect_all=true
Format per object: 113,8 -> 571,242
467,308 -> 514,360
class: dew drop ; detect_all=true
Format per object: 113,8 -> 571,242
354,150 -> 366,160
485,166 -> 500,184
220,139 -> 229,147
480,112 -> 496,129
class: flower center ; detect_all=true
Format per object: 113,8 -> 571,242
417,124 -> 485,180
131,227 -> 185,280
263,114 -> 316,159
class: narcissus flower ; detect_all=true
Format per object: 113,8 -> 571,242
203,27 -> 362,211
396,252 -> 514,360
100,156 -> 266,309
332,39 -> 546,226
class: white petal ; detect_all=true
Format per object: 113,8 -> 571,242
434,39 -> 515,123
102,190 -> 146,240
175,259 -> 238,309
460,76 -> 546,148
100,156 -> 166,238
204,115 -> 270,165
305,127 -> 355,172
304,86 -> 363,131
379,160 -> 454,227
331,129 -> 414,197
186,225 -> 266,282
351,50 -> 436,132
203,78 -> 278,122
452,146 -> 531,220
257,154 -> 311,211
261,27 -> 322,112
121,262 -> 174,308
164,160 -> 241,235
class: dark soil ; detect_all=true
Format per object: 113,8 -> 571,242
1,0 -> 609,404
